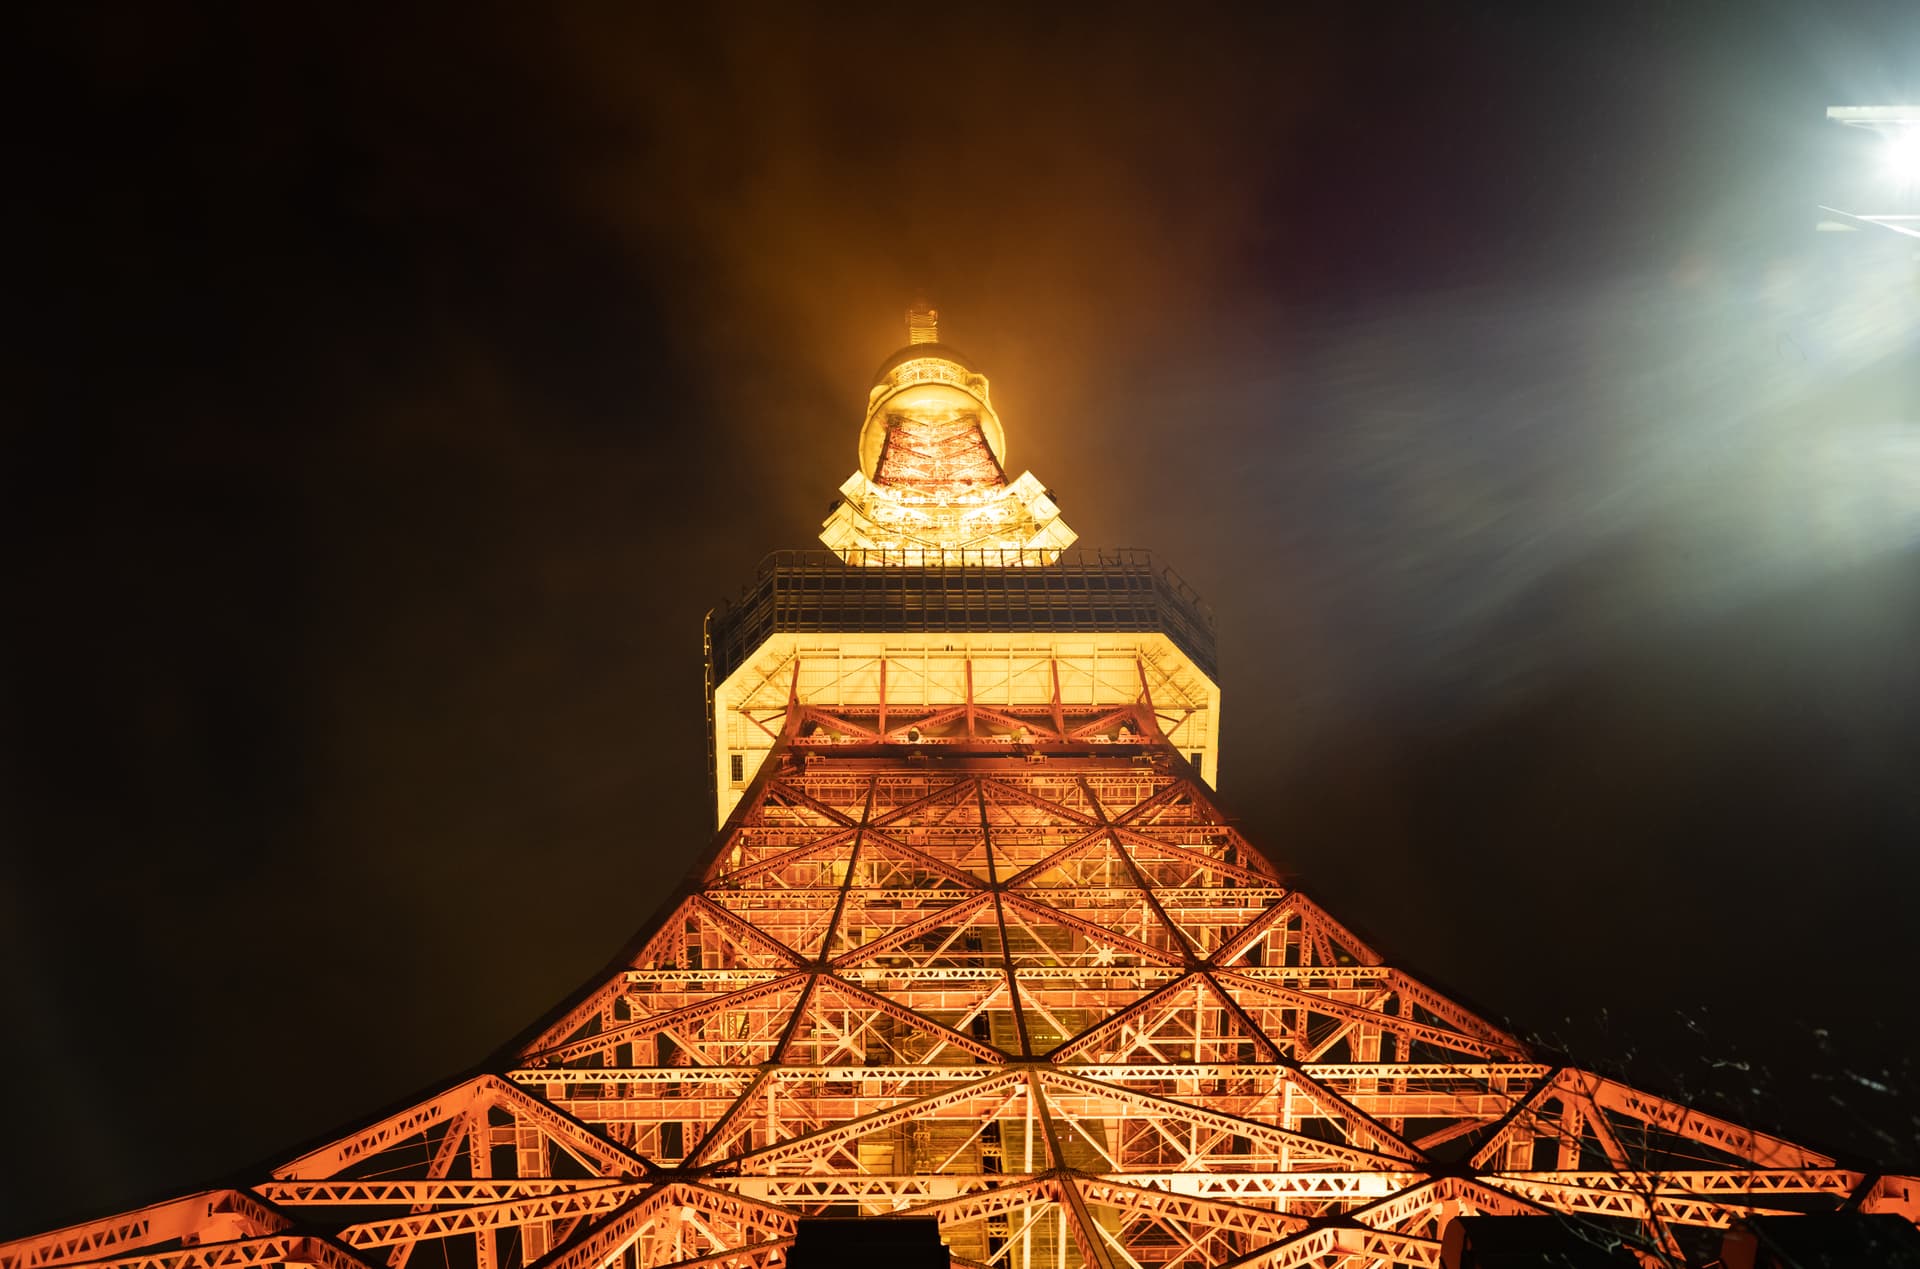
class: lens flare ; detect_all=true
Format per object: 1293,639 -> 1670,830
1882,126 -> 1920,191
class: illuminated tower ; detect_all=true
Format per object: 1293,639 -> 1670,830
6,305 -> 1916,1269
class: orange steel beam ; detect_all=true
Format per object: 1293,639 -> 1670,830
12,323 -> 1914,1269
0,1195 -> 291,1269
9,746 -> 1915,1269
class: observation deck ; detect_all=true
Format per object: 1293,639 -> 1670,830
702,548 -> 1223,827
706,547 -> 1217,686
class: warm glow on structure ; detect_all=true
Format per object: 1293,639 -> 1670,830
820,308 -> 1077,566
5,307 -> 1916,1269
706,630 -> 1223,829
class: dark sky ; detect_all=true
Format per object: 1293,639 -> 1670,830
8,2 -> 1919,1236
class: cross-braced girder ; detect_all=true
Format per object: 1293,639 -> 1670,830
14,727 -> 1914,1269
10,312 -> 1911,1266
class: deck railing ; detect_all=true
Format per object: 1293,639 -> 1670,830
705,548 -> 1218,684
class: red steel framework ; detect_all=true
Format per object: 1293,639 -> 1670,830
7,313 -> 1917,1269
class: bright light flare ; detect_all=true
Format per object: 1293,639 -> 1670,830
1882,126 -> 1920,191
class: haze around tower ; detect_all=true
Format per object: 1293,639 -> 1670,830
10,0 -> 1919,1236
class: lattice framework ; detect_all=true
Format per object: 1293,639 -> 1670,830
9,660 -> 1916,1269
10,303 -> 1916,1268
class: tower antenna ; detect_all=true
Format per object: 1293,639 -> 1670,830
906,294 -> 939,344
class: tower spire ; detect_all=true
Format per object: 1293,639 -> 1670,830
906,295 -> 939,345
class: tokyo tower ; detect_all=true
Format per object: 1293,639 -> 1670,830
7,306 -> 1917,1269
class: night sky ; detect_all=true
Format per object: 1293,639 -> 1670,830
9,3 -> 1919,1236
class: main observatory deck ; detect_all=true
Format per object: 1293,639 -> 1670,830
706,548 -> 1218,684
702,549 -> 1224,828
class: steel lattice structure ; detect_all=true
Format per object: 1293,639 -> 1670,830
7,305 -> 1916,1269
